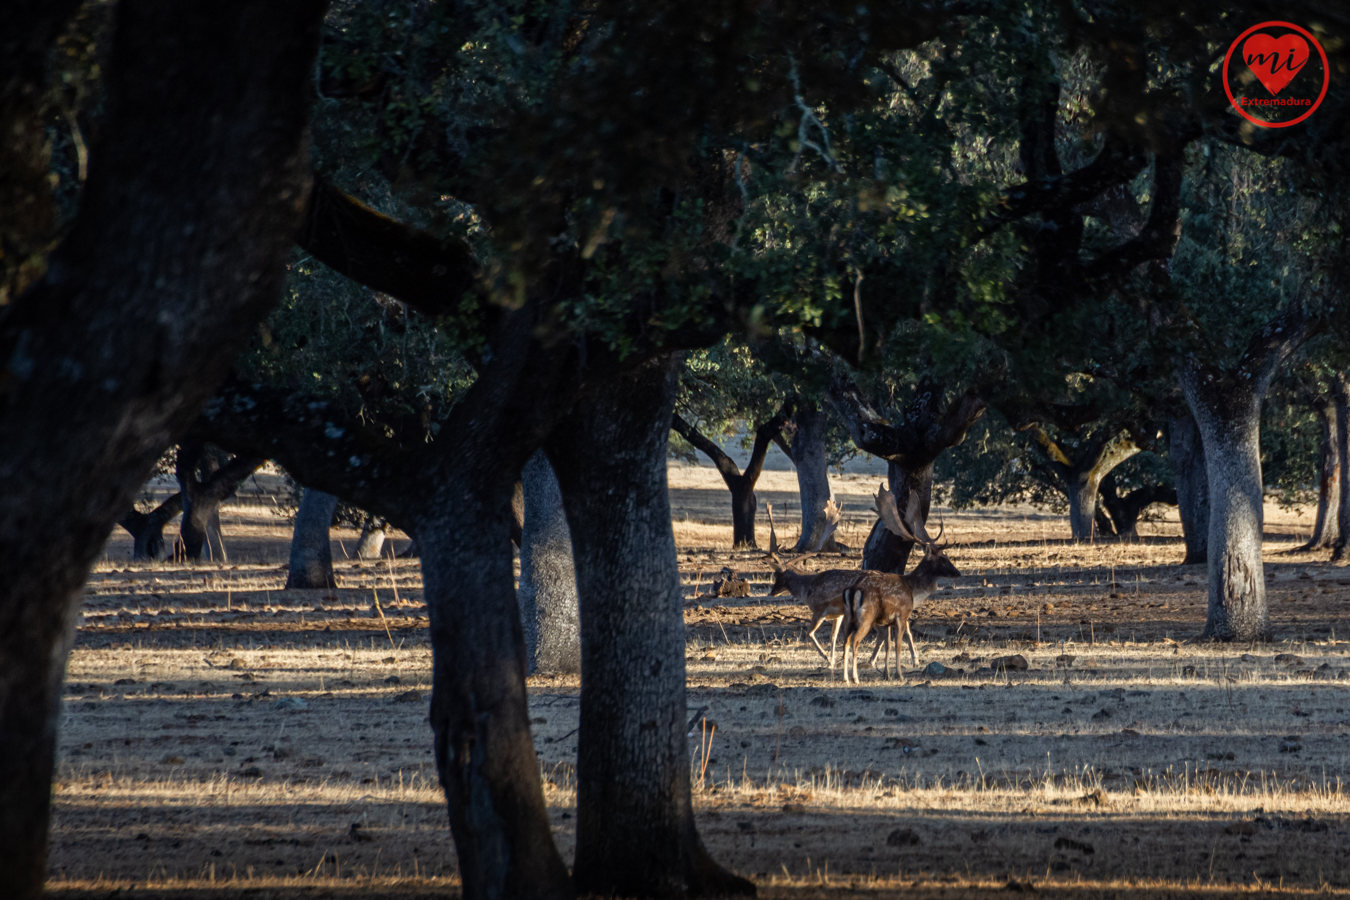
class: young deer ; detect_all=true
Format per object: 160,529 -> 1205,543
768,562 -> 863,668
765,502 -> 859,668
840,487 -> 961,683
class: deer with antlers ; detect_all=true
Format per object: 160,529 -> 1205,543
840,485 -> 961,683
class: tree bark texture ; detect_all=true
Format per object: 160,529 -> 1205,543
118,492 -> 183,560
1302,395 -> 1340,551
1332,377 -> 1350,562
829,376 -> 985,573
518,452 -> 580,675
0,4 -> 323,897
285,489 -> 339,590
1178,309 -> 1314,640
670,407 -> 786,549
1169,411 -> 1210,564
551,357 -> 754,899
1027,427 -> 1139,541
785,400 -> 839,552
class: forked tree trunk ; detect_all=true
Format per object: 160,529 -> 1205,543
1302,395 -> 1340,551
418,475 -> 572,900
1067,473 -> 1099,541
1170,412 -> 1210,564
1181,372 -> 1269,641
119,492 -> 183,560
285,489 -> 338,590
551,357 -> 753,899
670,405 -> 787,550
1332,377 -> 1349,562
786,400 -> 839,552
355,516 -> 389,559
862,460 -> 932,573
518,452 -> 580,674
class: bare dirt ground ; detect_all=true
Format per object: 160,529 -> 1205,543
46,465 -> 1350,899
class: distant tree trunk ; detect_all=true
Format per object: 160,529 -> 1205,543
1170,411 -> 1210,564
0,4 -> 324,896
1025,428 -> 1139,542
784,400 -> 839,552
355,516 -> 389,559
285,489 -> 338,589
1301,395 -> 1340,551
551,357 -> 753,899
517,452 -> 580,675
175,441 -> 264,562
830,376 -> 986,574
670,404 -> 789,549
1332,377 -> 1349,562
118,492 -> 182,560
1099,473 -> 1177,541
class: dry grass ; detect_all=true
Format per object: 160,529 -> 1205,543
48,467 -> 1350,894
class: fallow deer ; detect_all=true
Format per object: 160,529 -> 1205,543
765,501 -> 860,669
840,486 -> 961,683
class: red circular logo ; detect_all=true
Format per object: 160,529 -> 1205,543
1223,21 -> 1329,128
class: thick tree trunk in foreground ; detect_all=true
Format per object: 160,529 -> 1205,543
285,489 -> 339,590
356,516 -> 389,559
518,452 -> 580,675
552,357 -> 754,899
0,5 -> 322,897
786,401 -> 839,552
119,492 -> 183,560
1332,378 -> 1350,562
1170,412 -> 1210,564
1302,395 -> 1340,551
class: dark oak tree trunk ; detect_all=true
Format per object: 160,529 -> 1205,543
285,489 -> 338,590
830,377 -> 985,574
1170,411 -> 1210,564
0,4 -> 323,897
785,400 -> 840,552
118,492 -> 182,560
1302,394 -> 1340,551
861,460 -> 932,573
1099,473 -> 1176,541
518,451 -> 580,675
174,441 -> 264,562
552,356 -> 753,899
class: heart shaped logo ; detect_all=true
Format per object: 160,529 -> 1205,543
1243,32 -> 1309,95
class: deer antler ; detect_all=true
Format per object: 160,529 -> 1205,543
933,514 -> 946,546
874,483 -> 920,543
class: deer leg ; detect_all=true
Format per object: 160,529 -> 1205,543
828,615 -> 844,669
805,613 -> 832,665
905,621 -> 919,668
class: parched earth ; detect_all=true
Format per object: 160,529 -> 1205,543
46,476 -> 1350,896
